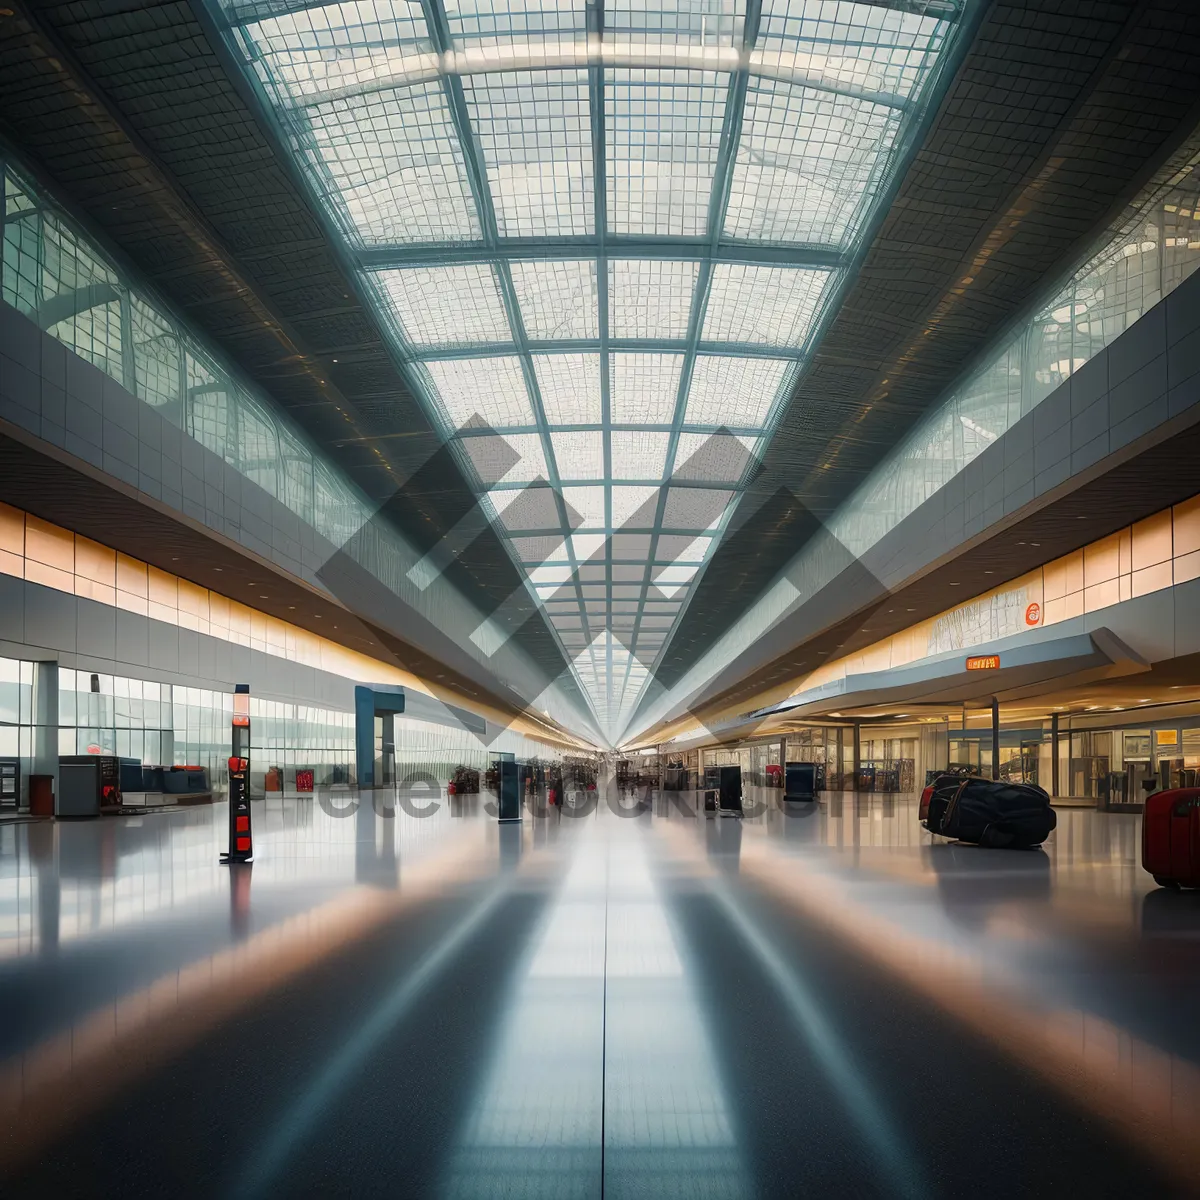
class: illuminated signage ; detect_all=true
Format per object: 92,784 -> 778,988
965,655 -> 1000,671
1025,602 -> 1041,626
1155,729 -> 1179,747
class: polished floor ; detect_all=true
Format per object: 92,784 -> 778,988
1,784 -> 1198,1198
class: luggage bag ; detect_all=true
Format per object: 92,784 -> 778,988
1142,788 -> 1200,888
920,773 -> 967,832
921,775 -> 1055,849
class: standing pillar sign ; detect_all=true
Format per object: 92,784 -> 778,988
496,754 -> 521,823
222,684 -> 254,864
718,764 -> 743,817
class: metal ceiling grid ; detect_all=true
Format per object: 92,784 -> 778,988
640,0 -> 1200,739
10,3 -> 1196,745
207,0 -> 961,741
0,0 -> 597,725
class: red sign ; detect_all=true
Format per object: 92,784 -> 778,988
1025,602 -> 1041,626
965,655 -> 1000,671
296,769 -> 314,793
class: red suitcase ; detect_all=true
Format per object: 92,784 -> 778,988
1142,788 -> 1200,888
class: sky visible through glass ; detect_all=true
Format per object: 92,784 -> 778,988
218,0 -> 958,743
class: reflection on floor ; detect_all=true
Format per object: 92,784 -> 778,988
0,786 -> 1198,1197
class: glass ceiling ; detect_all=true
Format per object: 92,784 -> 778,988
216,0 -> 961,744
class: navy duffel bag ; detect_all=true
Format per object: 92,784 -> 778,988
923,776 -> 1056,849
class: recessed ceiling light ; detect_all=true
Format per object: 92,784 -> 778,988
260,595 -> 268,599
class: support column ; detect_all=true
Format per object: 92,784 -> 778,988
991,697 -> 1000,781
380,711 -> 395,786
1051,712 -> 1060,798
32,661 -> 59,811
852,723 -> 861,792
354,686 -> 406,788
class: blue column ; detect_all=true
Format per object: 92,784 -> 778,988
354,686 -> 406,788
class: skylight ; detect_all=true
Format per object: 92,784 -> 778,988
219,0 -> 960,742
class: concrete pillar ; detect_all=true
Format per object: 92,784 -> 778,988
32,660 -> 59,809
991,698 -> 1000,781
1051,712 -> 1060,797
380,711 -> 395,786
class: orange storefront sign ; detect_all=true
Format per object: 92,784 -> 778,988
965,655 -> 1000,671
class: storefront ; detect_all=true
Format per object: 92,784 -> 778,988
944,709 -> 1200,803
